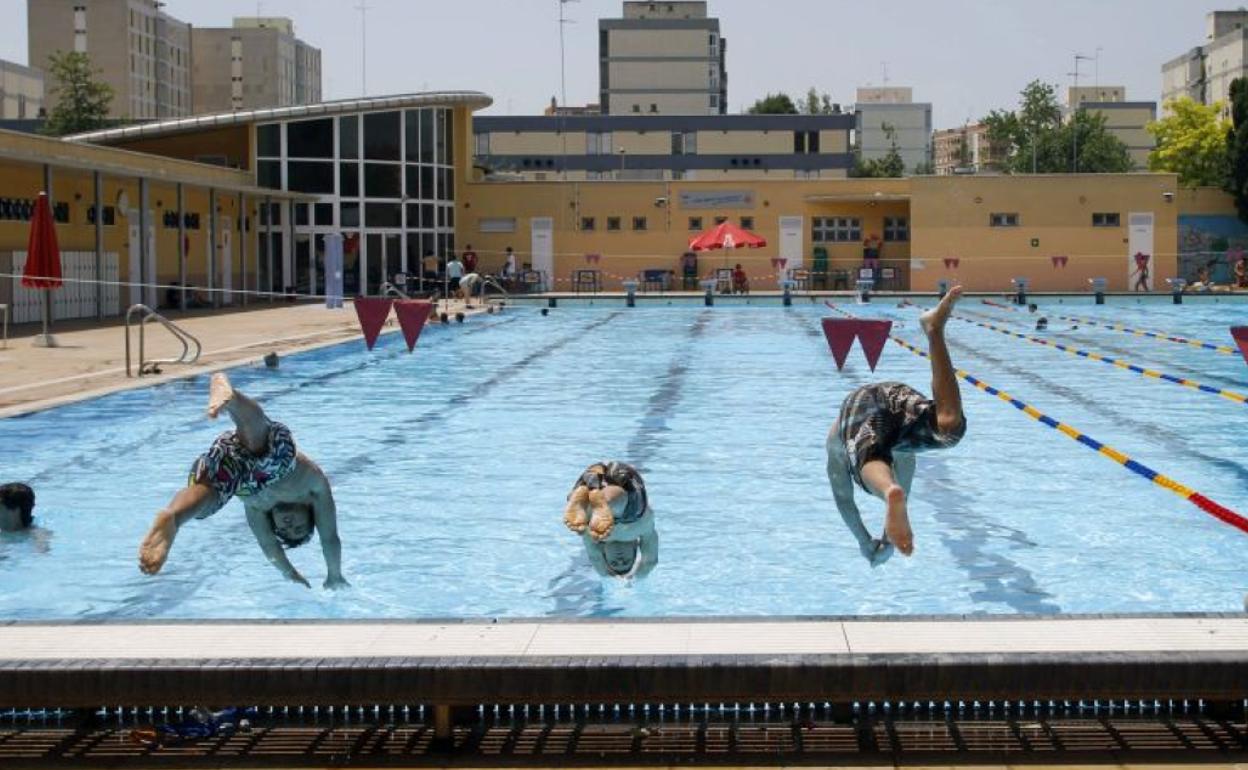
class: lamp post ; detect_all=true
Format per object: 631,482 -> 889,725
1071,53 -> 1092,172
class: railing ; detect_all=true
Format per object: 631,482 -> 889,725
380,281 -> 410,299
124,304 -> 202,377
0,302 -> 7,349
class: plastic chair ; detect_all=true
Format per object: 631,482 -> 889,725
640,269 -> 669,293
811,247 -> 830,289
714,268 -> 734,294
573,269 -> 601,294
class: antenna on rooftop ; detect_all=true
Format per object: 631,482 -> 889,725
559,0 -> 579,180
356,1 -> 370,96
881,61 -> 889,86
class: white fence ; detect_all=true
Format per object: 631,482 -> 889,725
12,252 -> 120,323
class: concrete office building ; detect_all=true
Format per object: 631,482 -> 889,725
192,18 -> 323,115
1162,10 -> 1248,114
1068,85 -> 1126,106
599,1 -> 727,115
0,59 -> 45,120
27,0 -> 192,120
931,123 -> 1004,176
473,113 -> 853,181
855,87 -> 932,173
1065,87 -> 1156,170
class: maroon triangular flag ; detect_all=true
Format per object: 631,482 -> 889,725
353,297 -> 393,350
855,320 -> 893,372
394,300 -> 433,353
821,319 -> 858,371
1232,326 -> 1248,366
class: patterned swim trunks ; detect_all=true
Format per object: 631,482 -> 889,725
837,382 -> 966,492
188,421 -> 298,517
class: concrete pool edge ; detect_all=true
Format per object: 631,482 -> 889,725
0,615 -> 1244,709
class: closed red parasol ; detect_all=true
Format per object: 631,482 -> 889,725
21,192 -> 62,346
687,220 -> 766,251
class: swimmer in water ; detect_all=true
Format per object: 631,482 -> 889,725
563,461 -> 658,578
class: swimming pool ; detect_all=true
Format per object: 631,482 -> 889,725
1,297 -> 1246,619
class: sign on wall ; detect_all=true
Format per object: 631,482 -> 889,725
679,190 -> 755,209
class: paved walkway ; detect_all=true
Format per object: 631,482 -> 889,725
0,300 -> 469,418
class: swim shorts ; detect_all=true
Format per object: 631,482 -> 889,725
837,382 -> 966,492
570,461 -> 649,523
188,421 -> 298,517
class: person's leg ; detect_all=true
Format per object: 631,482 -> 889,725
139,482 -> 219,574
564,485 -> 590,533
858,459 -> 912,555
919,285 -> 964,434
207,372 -> 271,455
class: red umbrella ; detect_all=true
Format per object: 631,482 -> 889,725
687,220 -> 766,251
21,192 -> 62,345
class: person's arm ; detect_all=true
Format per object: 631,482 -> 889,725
634,526 -> 659,579
244,504 -> 310,587
307,462 -> 347,589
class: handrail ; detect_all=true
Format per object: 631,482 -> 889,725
481,277 -> 510,297
125,304 -> 202,377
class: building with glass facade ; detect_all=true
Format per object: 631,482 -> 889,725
71,92 -> 489,297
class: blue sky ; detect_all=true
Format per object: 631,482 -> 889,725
0,0 -> 1232,127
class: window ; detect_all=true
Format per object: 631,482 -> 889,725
990,212 -> 1020,227
365,203 -> 402,228
632,104 -> 641,113
294,204 -> 310,226
632,216 -> 647,231
257,160 -> 281,189
286,118 -> 333,158
581,216 -> 596,231
365,164 -> 402,198
740,216 -> 755,230
257,124 -> 280,157
339,115 -> 359,159
478,217 -> 516,233
884,216 -> 909,242
688,216 -> 703,231
340,163 -> 359,197
811,217 -> 862,242
286,161 -> 334,194
364,111 -> 401,160
418,109 -> 434,163
607,216 -> 622,231
587,132 -> 612,154
649,103 -> 658,113
1092,212 -> 1120,227
474,131 -> 489,156
315,203 -> 334,226
340,202 -> 360,228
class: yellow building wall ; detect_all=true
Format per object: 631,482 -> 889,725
909,174 -> 1179,292
1175,186 -> 1237,215
486,131 -> 586,155
818,130 -> 850,153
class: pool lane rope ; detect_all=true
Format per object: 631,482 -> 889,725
981,299 -> 1237,355
954,314 -> 1248,406
825,302 -> 1248,536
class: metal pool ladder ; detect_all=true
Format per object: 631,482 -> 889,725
125,304 -> 202,377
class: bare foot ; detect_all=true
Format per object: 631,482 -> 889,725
206,373 -> 235,419
587,488 -> 619,542
564,487 -> 590,534
883,485 -> 914,556
920,285 -> 963,337
138,512 -> 177,575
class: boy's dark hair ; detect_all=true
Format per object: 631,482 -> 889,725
265,504 -> 314,549
0,483 -> 35,528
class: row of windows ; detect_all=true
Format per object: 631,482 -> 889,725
578,215 -> 759,233
812,216 -> 862,243
257,109 -> 454,166
989,212 -> 1122,228
0,199 -> 69,224
160,211 -> 202,230
258,161 -> 454,201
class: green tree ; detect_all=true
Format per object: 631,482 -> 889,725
1147,98 -> 1230,187
747,92 -> 798,114
982,79 -> 1131,173
802,87 -> 837,115
1226,78 -> 1248,222
42,51 -> 114,136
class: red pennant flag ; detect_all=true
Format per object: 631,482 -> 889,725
394,300 -> 433,353
1232,326 -> 1248,366
353,297 -> 393,350
821,319 -> 858,371
855,320 -> 893,372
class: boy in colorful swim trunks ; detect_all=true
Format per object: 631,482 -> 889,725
138,372 -> 347,589
826,287 -> 966,563
563,461 -> 658,579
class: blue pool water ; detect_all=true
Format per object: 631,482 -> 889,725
1,297 -> 1246,619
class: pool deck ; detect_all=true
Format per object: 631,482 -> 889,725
0,300 -> 479,419
0,616 -> 1244,709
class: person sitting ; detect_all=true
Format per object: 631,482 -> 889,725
563,462 -> 658,579
138,372 -> 347,588
732,263 -> 750,295
1189,266 -> 1214,293
0,483 -> 35,532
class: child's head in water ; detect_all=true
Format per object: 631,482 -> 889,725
1027,303 -> 1038,313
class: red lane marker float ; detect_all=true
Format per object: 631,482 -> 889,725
353,297 -> 393,350
856,320 -> 892,372
820,319 -> 857,371
826,301 -> 1248,536
394,300 -> 433,353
